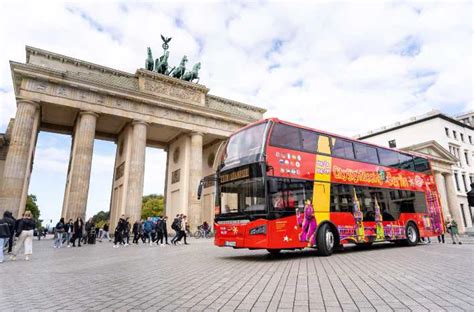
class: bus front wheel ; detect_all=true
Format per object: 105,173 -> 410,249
317,223 -> 336,256
405,222 -> 419,246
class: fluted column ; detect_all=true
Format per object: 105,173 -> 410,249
125,120 -> 147,222
434,171 -> 450,220
444,172 -> 465,233
62,111 -> 98,221
188,132 -> 203,229
0,99 -> 40,218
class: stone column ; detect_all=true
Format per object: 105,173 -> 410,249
0,99 -> 40,218
124,120 -> 147,222
188,132 -> 203,229
434,171 -> 450,220
444,172 -> 465,233
62,111 -> 98,221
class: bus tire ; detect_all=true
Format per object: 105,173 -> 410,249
317,223 -> 336,256
405,222 -> 419,246
267,249 -> 281,255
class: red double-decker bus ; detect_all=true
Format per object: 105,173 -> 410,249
201,118 -> 444,256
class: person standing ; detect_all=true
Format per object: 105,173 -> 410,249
72,217 -> 84,247
2,211 -> 15,254
54,218 -> 65,248
114,215 -> 127,248
447,218 -> 463,245
155,217 -> 164,246
123,217 -> 131,246
11,211 -> 36,261
132,220 -> 142,244
64,219 -> 74,247
0,215 -> 12,263
162,216 -> 169,245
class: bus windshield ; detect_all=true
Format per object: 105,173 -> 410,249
220,177 -> 266,215
222,122 -> 268,168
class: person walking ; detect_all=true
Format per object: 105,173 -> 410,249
72,217 -> 84,247
2,211 -> 15,254
438,222 -> 446,244
171,214 -> 182,245
132,220 -> 142,244
0,215 -> 12,263
143,217 -> 154,245
100,223 -> 111,242
11,211 -> 36,261
114,215 -> 127,248
156,217 -> 164,246
54,218 -> 65,248
123,217 -> 131,246
64,219 -> 74,247
447,217 -> 463,245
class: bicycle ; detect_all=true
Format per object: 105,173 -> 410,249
193,227 -> 214,239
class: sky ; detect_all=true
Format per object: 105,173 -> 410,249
0,0 -> 472,224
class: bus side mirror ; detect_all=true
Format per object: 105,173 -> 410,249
268,180 -> 278,194
197,180 -> 203,200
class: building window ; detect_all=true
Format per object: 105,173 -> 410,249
470,175 -> 474,184
460,133 -> 464,142
462,174 -> 468,192
469,135 -> 472,144
445,127 -> 450,137
465,151 -> 470,166
388,140 -> 396,148
469,205 -> 474,225
453,130 -> 457,140
460,204 -> 467,227
454,172 -> 461,191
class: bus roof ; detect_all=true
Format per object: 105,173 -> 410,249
236,117 -> 431,161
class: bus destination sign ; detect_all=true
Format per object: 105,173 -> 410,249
220,167 -> 250,183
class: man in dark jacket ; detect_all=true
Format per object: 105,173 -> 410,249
2,211 -> 15,253
162,216 -> 169,245
132,220 -> 142,244
72,218 -> 84,247
114,215 -> 127,248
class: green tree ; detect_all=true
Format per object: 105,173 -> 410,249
91,211 -> 110,229
141,194 -> 164,219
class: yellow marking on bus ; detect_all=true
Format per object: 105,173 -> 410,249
313,155 -> 332,222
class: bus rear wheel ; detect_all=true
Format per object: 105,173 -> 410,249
267,249 -> 281,255
317,223 -> 336,256
405,222 -> 419,246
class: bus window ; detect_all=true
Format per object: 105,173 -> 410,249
331,138 -> 355,159
378,148 -> 400,167
269,179 -> 312,212
354,143 -> 379,164
398,153 -> 414,171
413,157 -> 430,173
270,124 -> 301,150
301,129 -> 317,153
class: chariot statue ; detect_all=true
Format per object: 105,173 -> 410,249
145,47 -> 154,71
182,62 -> 201,83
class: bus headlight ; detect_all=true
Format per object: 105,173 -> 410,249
249,225 -> 266,235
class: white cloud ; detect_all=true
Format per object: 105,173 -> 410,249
1,0 -> 471,223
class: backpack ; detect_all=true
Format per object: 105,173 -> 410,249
171,218 -> 180,231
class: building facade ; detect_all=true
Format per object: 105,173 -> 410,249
356,110 -> 474,233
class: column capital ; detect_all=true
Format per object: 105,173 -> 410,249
132,120 -> 149,127
190,131 -> 204,137
16,97 -> 40,109
79,111 -> 99,119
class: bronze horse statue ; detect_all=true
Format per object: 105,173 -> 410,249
154,50 -> 169,75
170,55 -> 188,79
145,47 -> 154,71
182,62 -> 201,83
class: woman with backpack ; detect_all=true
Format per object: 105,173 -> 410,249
54,218 -> 65,248
11,210 -> 36,261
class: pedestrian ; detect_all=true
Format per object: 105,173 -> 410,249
170,214 -> 182,245
64,219 -> 74,247
114,215 -> 127,248
132,219 -> 142,244
162,216 -> 169,245
100,223 -> 111,242
156,217 -> 164,246
72,217 -> 84,247
10,211 -> 36,261
0,215 -> 12,263
2,211 -> 15,254
437,221 -> 446,243
123,217 -> 131,246
175,215 -> 189,245
447,217 -> 462,245
143,217 -> 154,245
54,218 -> 65,248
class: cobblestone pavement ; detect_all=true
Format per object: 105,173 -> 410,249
0,237 -> 473,312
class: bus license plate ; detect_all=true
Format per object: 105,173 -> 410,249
225,241 -> 236,247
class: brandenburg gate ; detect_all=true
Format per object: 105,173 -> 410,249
0,46 -> 265,229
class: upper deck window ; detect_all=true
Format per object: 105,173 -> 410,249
354,143 -> 379,164
332,138 -> 355,159
270,123 -> 301,150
